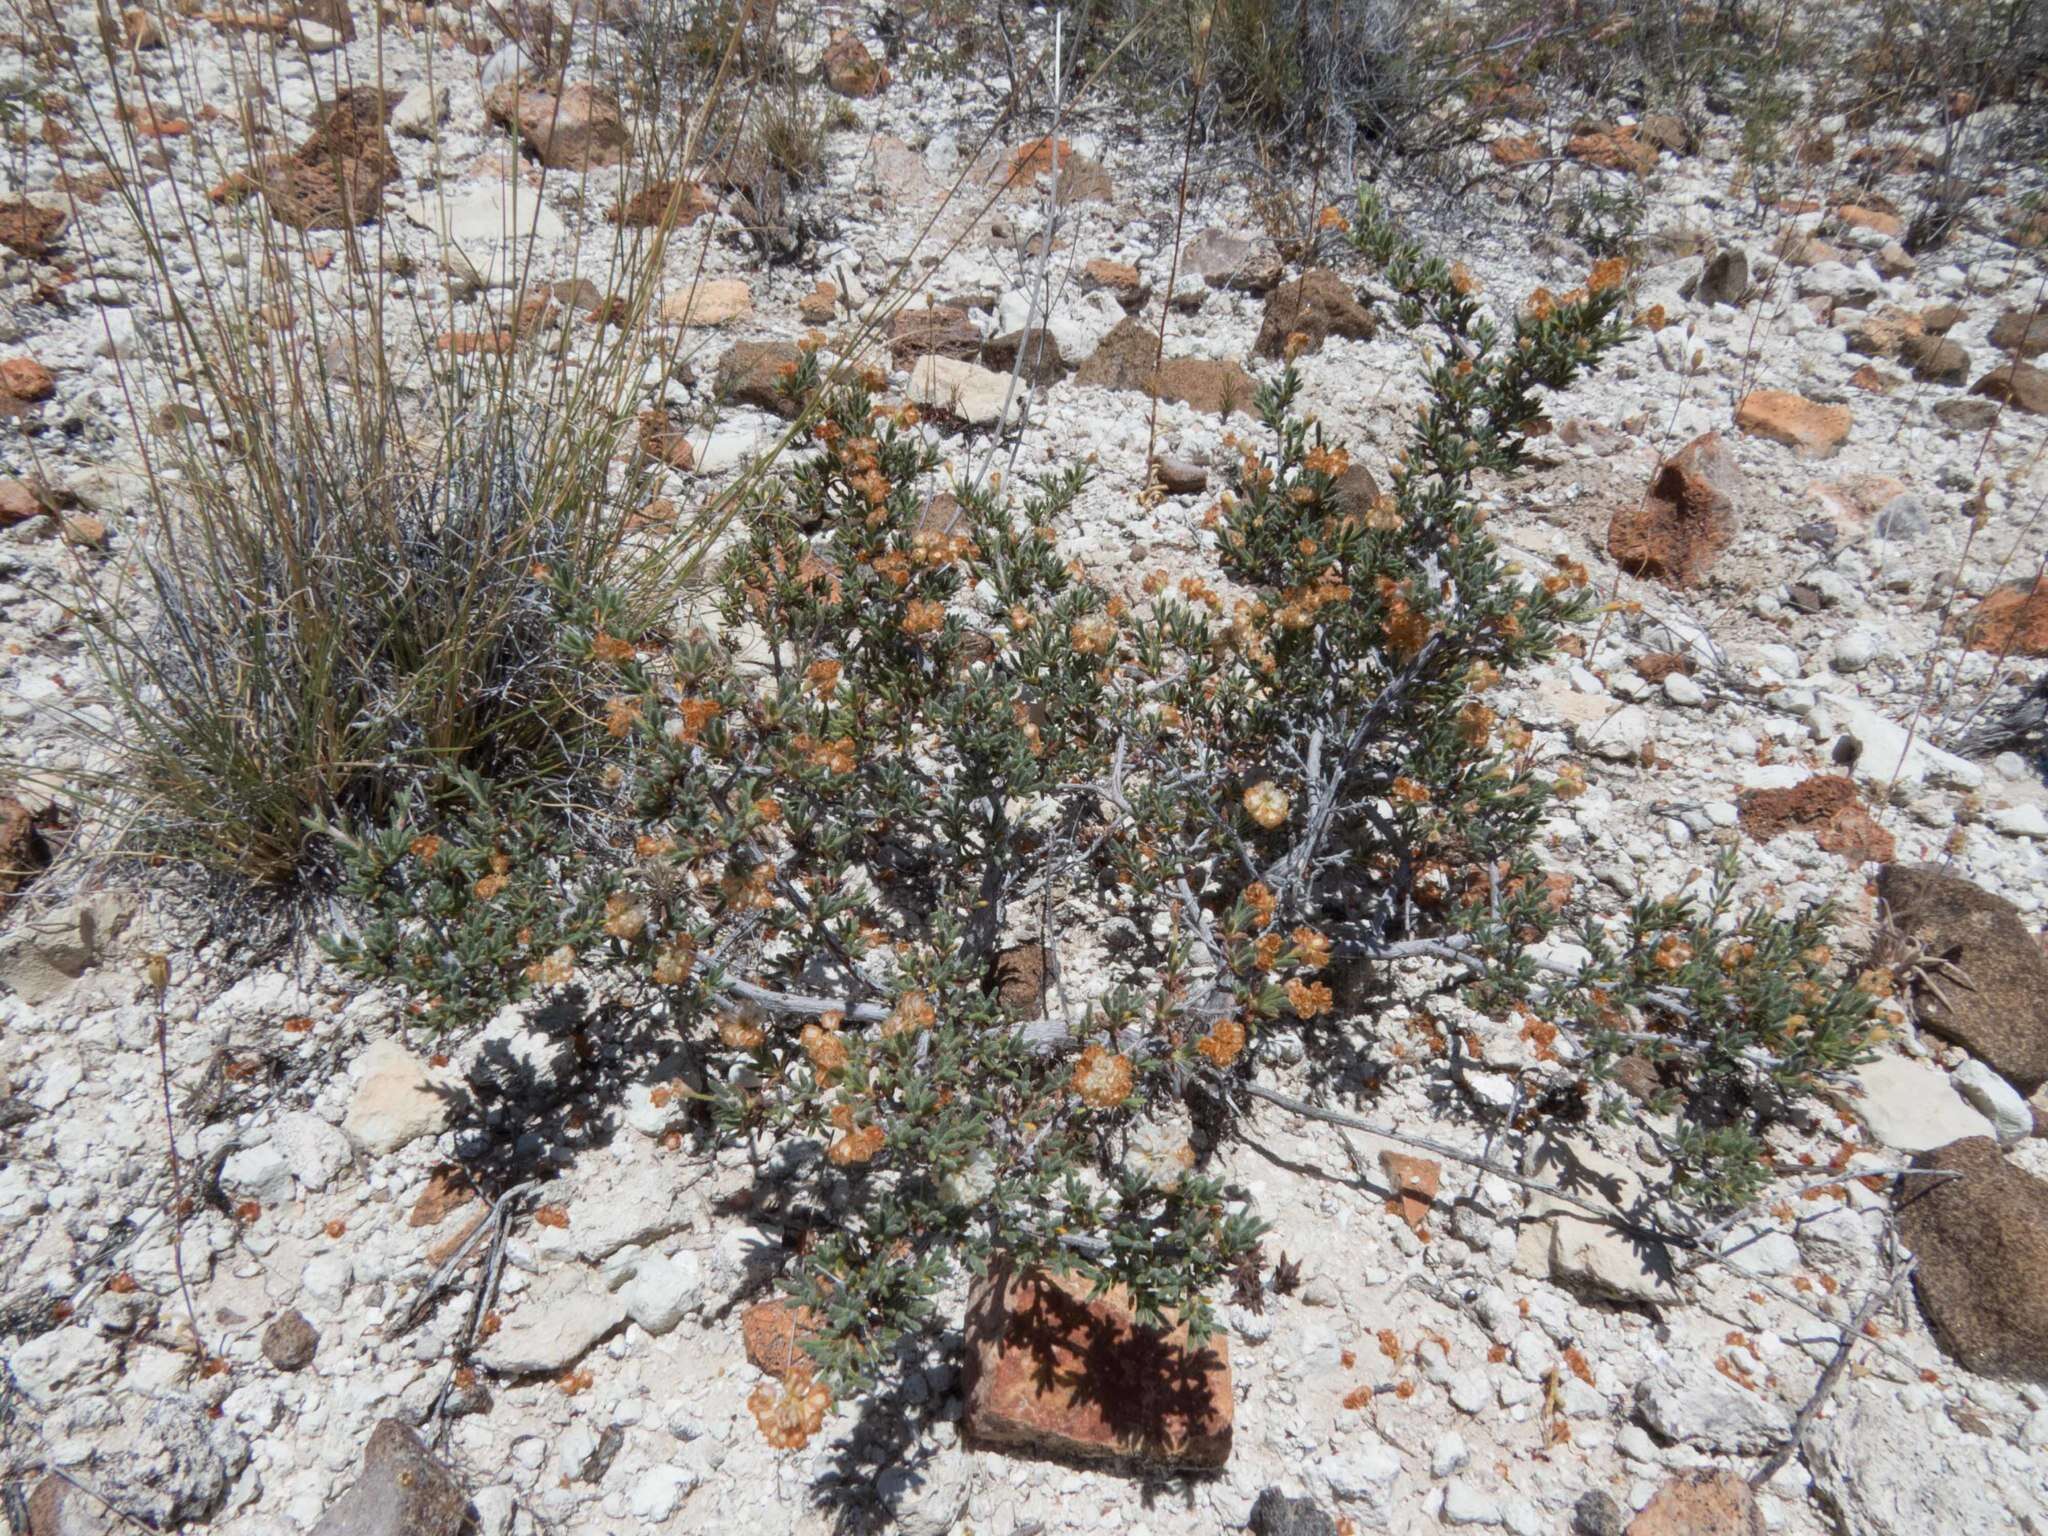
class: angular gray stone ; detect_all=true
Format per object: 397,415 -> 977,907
1807,1383 -> 2047,1535
1512,1138 -> 1678,1305
344,1041 -> 454,1156
1839,1055 -> 1992,1152
476,1267 -> 626,1375
0,892 -> 135,1005
1633,1362 -> 1787,1453
313,1419 -> 473,1536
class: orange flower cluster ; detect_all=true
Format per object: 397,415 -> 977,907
409,834 -> 443,861
1012,701 -> 1044,757
880,991 -> 935,1039
1587,257 -> 1628,293
604,695 -> 643,739
1653,936 -> 1693,972
590,631 -> 637,664
1068,613 -> 1116,655
1244,881 -> 1276,928
718,1006 -> 767,1050
827,1102 -> 886,1165
749,1378 -> 832,1450
805,659 -> 841,696
525,945 -> 576,988
1390,776 -> 1432,806
1457,702 -> 1495,749
651,937 -> 695,986
1302,443 -> 1351,477
603,893 -> 649,941
1376,579 -> 1433,661
910,528 -> 975,567
1195,1018 -> 1246,1067
1364,493 -> 1404,533
1243,781 -> 1290,829
471,851 -> 512,901
1285,978 -> 1334,1018
1276,574 -> 1353,631
1071,1044 -> 1135,1108
901,598 -> 946,636
1291,927 -> 1331,970
721,861 -> 777,913
801,1020 -> 848,1076
665,696 -> 722,745
794,735 -> 857,774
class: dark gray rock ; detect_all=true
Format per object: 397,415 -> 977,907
1696,247 -> 1750,306
312,1419 -> 475,1536
1248,1487 -> 1337,1536
1572,1489 -> 1625,1536
1880,863 -> 2048,1091
263,1308 -> 319,1371
1899,1137 -> 2048,1382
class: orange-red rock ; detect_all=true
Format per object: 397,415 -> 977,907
0,199 -> 66,258
1489,134 -> 1541,167
637,408 -> 696,471
1379,1151 -> 1440,1232
0,478 -> 49,527
889,303 -> 981,365
486,82 -> 629,171
1254,268 -> 1376,359
1565,126 -> 1657,175
408,1166 -> 476,1227
1738,775 -> 1894,865
742,1300 -> 822,1382
0,357 -> 55,414
1607,431 -> 1741,586
258,87 -> 397,230
435,329 -> 513,356
1627,1471 -> 1763,1535
822,28 -> 888,98
1080,258 -> 1146,309
1964,579 -> 2048,657
993,136 -> 1113,203
1836,203 -> 1903,238
608,179 -> 716,228
1735,390 -> 1850,458
964,1260 -> 1232,1467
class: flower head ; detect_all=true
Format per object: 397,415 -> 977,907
603,893 -> 648,941
718,1005 -> 767,1050
1291,927 -> 1331,970
1071,1044 -> 1135,1109
1243,781 -> 1290,830
1195,1018 -> 1246,1068
749,1378 -> 832,1450
880,991 -> 935,1039
526,945 -> 576,988
1068,613 -> 1116,656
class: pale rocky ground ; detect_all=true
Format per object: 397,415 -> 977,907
2,4 -> 2048,1535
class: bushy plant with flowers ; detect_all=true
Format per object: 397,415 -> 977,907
330,196 -> 1882,1435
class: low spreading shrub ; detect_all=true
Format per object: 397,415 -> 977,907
323,189 -> 1883,1423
